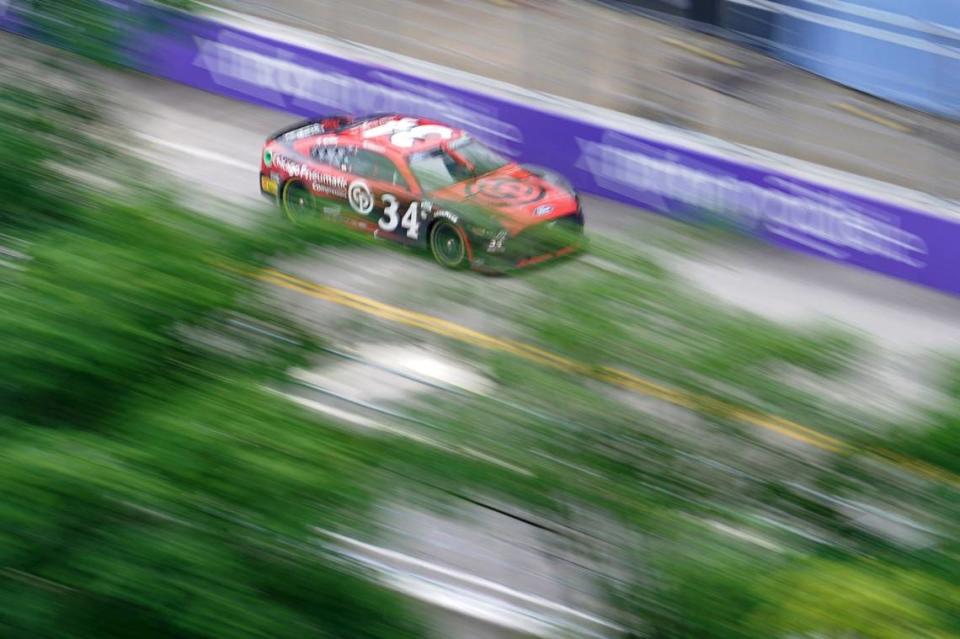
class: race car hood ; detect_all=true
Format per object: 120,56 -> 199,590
431,163 -> 578,235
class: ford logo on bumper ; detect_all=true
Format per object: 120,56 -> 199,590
534,205 -> 554,216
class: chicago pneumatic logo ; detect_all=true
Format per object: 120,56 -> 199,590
467,177 -> 545,204
348,180 -> 374,214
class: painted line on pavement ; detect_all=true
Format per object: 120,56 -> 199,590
660,36 -> 744,68
833,101 -> 913,133
133,132 -> 255,171
253,267 -> 960,488
319,529 -> 626,635
272,387 -> 533,476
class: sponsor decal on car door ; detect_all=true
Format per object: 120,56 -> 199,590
345,149 -> 425,243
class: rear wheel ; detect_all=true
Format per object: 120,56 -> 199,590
429,220 -> 469,269
281,181 -> 317,225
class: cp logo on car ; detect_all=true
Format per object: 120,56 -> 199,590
348,180 -> 374,215
467,178 -> 545,205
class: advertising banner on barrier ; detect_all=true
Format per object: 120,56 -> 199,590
4,2 -> 960,295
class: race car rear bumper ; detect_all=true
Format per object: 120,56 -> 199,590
260,173 -> 280,199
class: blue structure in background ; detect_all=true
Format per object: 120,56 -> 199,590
726,0 -> 960,120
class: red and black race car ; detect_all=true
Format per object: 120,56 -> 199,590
260,113 -> 584,271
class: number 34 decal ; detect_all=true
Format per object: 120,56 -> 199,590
347,180 -> 425,239
379,194 -> 421,239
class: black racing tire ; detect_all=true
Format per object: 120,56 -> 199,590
429,220 -> 469,269
281,181 -> 317,225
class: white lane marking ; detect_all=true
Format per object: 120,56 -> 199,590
705,520 -> 784,552
274,390 -> 435,444
457,446 -> 534,476
273,389 -> 533,476
353,344 -> 494,395
319,529 -> 626,634
385,575 -> 550,636
133,132 -> 254,171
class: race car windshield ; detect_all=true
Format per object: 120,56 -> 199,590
408,148 -> 474,192
453,139 -> 509,175
408,140 -> 509,192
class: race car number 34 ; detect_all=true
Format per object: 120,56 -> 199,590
380,194 -> 422,239
348,180 -> 423,239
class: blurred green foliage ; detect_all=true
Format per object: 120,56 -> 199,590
2,198 -> 271,424
0,52 -> 424,638
0,76 -> 105,232
633,526 -> 960,639
753,560 -> 960,639
420,240 -> 959,637
511,251 -> 960,636
874,360 -> 960,476
510,247 -> 866,438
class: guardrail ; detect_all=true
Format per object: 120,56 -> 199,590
4,1 -> 960,295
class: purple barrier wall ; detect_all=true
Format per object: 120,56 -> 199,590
4,2 -> 960,294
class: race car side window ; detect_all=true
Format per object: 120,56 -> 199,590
311,145 -> 348,170
351,150 -> 409,190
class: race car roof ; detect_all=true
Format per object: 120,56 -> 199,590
334,114 -> 467,155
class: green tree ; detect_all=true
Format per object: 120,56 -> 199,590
751,560 -> 960,639
0,56 -> 423,637
0,63 -> 105,234
877,359 -> 960,477
621,522 -> 782,639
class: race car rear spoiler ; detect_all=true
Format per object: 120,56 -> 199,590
267,113 -> 403,143
267,115 -> 354,142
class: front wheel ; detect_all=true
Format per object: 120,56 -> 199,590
429,220 -> 469,269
